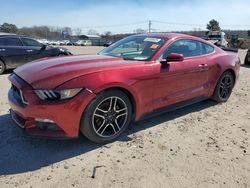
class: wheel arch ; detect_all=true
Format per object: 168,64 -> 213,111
209,67 -> 237,97
211,68 -> 236,102
0,56 -> 6,65
99,87 -> 137,121
57,52 -> 71,56
222,68 -> 236,86
0,56 -> 7,71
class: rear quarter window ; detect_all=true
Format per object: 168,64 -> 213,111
202,43 -> 214,55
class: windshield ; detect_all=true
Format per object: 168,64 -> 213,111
99,36 -> 167,61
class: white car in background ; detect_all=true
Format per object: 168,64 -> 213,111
37,39 -> 49,45
65,40 -> 74,46
53,40 -> 61,46
76,40 -> 92,46
59,40 -> 68,45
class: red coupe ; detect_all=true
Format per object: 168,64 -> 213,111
8,33 -> 240,143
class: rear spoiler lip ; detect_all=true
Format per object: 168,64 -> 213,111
221,47 -> 238,53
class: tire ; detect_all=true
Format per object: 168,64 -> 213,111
58,53 -> 67,56
80,90 -> 133,143
244,55 -> 250,65
212,71 -> 235,103
0,60 -> 5,75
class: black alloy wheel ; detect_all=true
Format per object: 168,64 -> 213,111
0,60 -> 5,75
212,71 -> 234,102
80,90 -> 132,143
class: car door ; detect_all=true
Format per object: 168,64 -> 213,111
0,36 -> 27,68
20,37 -> 45,62
152,39 -> 210,110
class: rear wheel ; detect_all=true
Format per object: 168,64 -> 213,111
0,60 -> 5,75
80,90 -> 132,143
212,71 -> 235,102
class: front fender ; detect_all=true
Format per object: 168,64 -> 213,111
57,69 -> 153,121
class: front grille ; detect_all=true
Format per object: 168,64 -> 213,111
10,110 -> 26,128
11,84 -> 28,106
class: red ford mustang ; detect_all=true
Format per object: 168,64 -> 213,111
8,33 -> 240,143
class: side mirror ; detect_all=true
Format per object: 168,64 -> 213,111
41,44 -> 47,50
166,53 -> 184,62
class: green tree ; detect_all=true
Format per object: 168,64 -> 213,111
206,19 -> 221,31
103,31 -> 112,37
87,29 -> 98,35
0,23 -> 18,33
248,30 -> 250,39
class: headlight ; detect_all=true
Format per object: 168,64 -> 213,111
34,88 -> 82,101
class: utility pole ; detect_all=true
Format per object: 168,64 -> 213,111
148,20 -> 152,33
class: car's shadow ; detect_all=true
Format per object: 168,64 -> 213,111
241,64 -> 250,68
0,99 -> 217,175
1,70 -> 13,75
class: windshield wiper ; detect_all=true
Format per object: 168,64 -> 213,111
122,57 -> 134,60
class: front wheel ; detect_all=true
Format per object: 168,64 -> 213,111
0,60 -> 5,75
57,53 -> 67,56
212,71 -> 235,103
80,90 -> 133,143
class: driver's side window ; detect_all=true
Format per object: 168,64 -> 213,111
162,39 -> 202,59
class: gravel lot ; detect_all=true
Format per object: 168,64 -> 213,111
0,47 -> 249,188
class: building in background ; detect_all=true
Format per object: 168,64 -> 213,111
77,34 -> 102,46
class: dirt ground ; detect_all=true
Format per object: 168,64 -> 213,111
0,47 -> 249,188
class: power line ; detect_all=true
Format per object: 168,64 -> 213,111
220,24 -> 250,27
153,20 -> 250,28
152,20 -> 204,26
69,20 -> 250,34
79,21 -> 147,29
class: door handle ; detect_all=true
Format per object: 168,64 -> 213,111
0,48 -> 6,52
198,64 -> 208,67
198,64 -> 208,71
26,49 -> 33,52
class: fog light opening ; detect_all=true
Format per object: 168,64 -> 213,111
35,118 -> 54,123
35,118 -> 62,131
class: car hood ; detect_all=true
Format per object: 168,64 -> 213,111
14,55 -> 134,89
46,46 -> 71,53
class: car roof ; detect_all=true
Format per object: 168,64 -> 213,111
0,32 -> 17,37
0,34 -> 36,39
137,33 -> 209,43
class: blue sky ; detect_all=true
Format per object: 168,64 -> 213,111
1,0 -> 250,34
